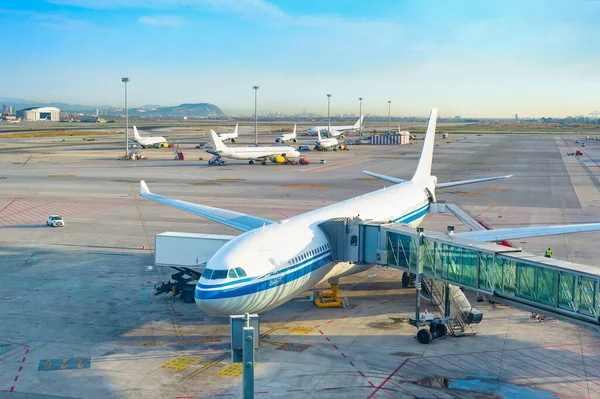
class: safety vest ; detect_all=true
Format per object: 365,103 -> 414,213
545,249 -> 552,257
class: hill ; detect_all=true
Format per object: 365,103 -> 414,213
131,103 -> 225,118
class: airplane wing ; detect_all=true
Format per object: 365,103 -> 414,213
456,223 -> 600,242
437,175 -> 513,189
362,171 -> 407,184
139,181 -> 274,232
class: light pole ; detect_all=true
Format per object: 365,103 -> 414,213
387,100 -> 392,133
358,97 -> 363,136
326,94 -> 332,134
121,77 -> 130,157
253,86 -> 259,146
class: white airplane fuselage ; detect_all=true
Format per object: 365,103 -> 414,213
195,177 -> 434,315
134,136 -> 167,147
209,146 -> 300,160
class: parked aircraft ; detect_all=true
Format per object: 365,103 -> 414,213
140,108 -> 600,316
315,130 -> 343,151
275,124 -> 298,143
308,116 -> 363,137
206,130 -> 299,165
132,126 -> 167,148
217,124 -> 238,143
7,118 -> 21,124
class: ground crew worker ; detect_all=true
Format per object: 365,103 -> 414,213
545,248 -> 552,258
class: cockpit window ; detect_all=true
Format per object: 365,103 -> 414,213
212,270 -> 228,280
235,267 -> 247,277
228,269 -> 237,278
203,269 -> 213,279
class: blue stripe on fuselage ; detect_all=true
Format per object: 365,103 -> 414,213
195,253 -> 333,300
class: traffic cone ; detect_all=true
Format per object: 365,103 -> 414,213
142,245 -> 145,250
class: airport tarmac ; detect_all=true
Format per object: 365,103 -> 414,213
1,131 -> 600,398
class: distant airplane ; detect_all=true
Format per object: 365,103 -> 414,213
217,124 -> 238,143
275,124 -> 298,143
132,126 -> 168,148
206,130 -> 299,165
308,116 -> 364,138
7,118 -> 21,124
316,129 -> 341,150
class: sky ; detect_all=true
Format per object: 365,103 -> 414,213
0,0 -> 599,117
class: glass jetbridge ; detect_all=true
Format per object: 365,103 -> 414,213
318,218 -> 600,342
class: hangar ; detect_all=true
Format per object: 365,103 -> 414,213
17,106 -> 60,121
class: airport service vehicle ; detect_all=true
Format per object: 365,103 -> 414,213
154,232 -> 235,302
217,124 -> 238,143
275,124 -> 298,143
206,130 -> 299,165
299,158 -> 309,165
308,116 -> 364,138
581,143 -> 586,147
132,126 -> 167,148
139,108 -> 600,316
576,150 -> 583,155
46,215 -> 64,227
298,146 -> 311,152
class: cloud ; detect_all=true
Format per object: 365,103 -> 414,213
0,8 -> 92,30
138,15 -> 187,26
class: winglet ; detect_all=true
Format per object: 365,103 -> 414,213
140,180 -> 150,195
412,108 -> 438,181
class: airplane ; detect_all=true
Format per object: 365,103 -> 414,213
275,124 -> 298,143
217,124 -> 239,143
206,130 -> 299,165
132,126 -> 168,148
7,118 -> 21,124
139,107 -> 600,317
315,129 -> 343,151
307,115 -> 364,138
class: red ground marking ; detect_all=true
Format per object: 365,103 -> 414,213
7,346 -> 29,396
0,199 -> 16,214
332,344 -> 339,350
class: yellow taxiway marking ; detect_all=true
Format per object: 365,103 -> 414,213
289,327 -> 313,334
140,340 -> 164,347
161,356 -> 201,371
183,316 -> 299,381
214,178 -> 246,182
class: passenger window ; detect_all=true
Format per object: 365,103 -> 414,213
212,270 -> 228,280
229,269 -> 238,278
351,235 -> 358,246
235,267 -> 247,277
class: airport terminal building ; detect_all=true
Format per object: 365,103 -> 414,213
17,106 -> 60,121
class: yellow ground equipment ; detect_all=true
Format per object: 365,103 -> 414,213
313,279 -> 349,308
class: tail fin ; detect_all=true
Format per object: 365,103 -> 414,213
233,124 -> 238,137
354,115 -> 364,129
209,130 -> 228,152
411,108 -> 438,181
292,124 -> 297,137
317,129 -> 322,142
133,126 -> 141,139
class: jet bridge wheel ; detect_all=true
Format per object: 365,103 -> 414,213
417,328 -> 432,344
401,272 -> 415,288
